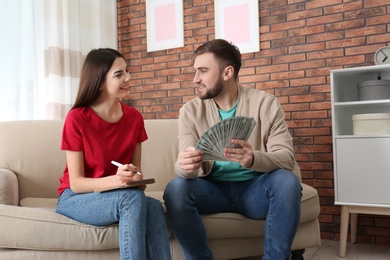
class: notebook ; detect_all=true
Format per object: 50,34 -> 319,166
94,178 -> 156,192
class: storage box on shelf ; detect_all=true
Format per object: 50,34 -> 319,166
352,113 -> 390,135
331,64 -> 390,258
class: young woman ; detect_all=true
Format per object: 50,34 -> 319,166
56,48 -> 171,260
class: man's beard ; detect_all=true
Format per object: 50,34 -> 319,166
199,76 -> 224,100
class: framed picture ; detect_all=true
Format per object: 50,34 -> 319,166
215,0 -> 260,54
146,0 -> 184,52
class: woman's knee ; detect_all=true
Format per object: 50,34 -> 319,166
118,189 -> 147,207
146,197 -> 164,211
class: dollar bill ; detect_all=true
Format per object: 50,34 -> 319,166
195,116 -> 256,161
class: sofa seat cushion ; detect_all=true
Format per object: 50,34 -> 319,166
1,184 -> 319,250
10,184 -> 319,247
299,183 -> 320,223
0,204 -> 119,250
20,197 -> 58,210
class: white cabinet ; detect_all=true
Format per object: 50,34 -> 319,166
331,64 -> 390,257
335,137 -> 390,205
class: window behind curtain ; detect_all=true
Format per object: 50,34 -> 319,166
0,0 -> 117,121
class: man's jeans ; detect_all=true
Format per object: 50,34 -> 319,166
57,188 -> 171,260
163,169 -> 302,260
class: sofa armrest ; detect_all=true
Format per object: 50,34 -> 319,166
0,169 -> 19,205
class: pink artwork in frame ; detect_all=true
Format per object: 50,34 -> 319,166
215,0 -> 260,54
154,4 -> 176,42
146,0 -> 184,52
224,4 -> 250,44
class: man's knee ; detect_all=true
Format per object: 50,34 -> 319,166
164,177 -> 193,203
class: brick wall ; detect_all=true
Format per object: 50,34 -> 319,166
117,0 -> 390,245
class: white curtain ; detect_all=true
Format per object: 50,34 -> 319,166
0,0 -> 117,121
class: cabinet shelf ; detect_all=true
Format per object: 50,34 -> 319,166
334,134 -> 390,139
331,65 -> 390,136
333,99 -> 390,107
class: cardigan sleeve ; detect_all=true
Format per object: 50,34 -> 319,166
248,95 -> 298,176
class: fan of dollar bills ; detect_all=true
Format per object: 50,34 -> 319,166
195,116 -> 256,161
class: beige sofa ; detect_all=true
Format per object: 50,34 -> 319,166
0,119 -> 321,260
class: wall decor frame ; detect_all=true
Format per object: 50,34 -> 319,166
146,0 -> 184,52
214,0 -> 260,54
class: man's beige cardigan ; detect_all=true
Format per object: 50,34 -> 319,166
175,85 -> 301,180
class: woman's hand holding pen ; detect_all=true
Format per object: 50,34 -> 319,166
112,161 -> 143,183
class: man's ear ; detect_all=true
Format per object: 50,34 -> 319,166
223,65 -> 234,81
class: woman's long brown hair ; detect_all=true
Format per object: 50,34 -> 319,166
72,48 -> 124,110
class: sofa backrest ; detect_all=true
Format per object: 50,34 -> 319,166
0,119 -> 179,202
0,120 -> 66,201
141,119 -> 178,192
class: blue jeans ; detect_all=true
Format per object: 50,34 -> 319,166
56,188 -> 171,260
163,169 -> 302,260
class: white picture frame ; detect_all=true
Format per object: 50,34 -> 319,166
146,0 -> 184,52
215,0 -> 260,54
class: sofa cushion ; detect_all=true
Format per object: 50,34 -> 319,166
299,183 -> 320,223
7,183 -> 319,249
0,204 -> 119,250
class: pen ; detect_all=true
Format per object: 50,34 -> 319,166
111,160 -> 142,175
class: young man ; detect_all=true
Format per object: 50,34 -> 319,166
163,39 -> 302,260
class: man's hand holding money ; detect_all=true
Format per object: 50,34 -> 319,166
224,139 -> 254,168
178,147 -> 203,174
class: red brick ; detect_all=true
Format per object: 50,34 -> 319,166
290,60 -> 326,70
290,93 -> 326,103
290,77 -> 326,87
326,55 -> 365,66
260,31 -> 288,41
299,161 -> 333,170
345,6 -> 387,20
288,25 -> 325,37
326,37 -> 366,49
310,101 -> 331,110
257,80 -> 289,89
240,74 -> 271,83
292,109 -> 328,119
294,127 -> 331,136
324,2 -> 363,15
272,54 -> 306,64
272,20 -> 306,32
290,119 -> 312,128
276,86 -> 309,96
310,85 -> 331,93
366,14 -> 390,26
272,36 -> 306,48
287,8 -> 323,21
367,34 -> 390,44
306,67 -> 331,77
271,70 -> 305,80
345,25 -> 386,38
314,136 -> 333,145
130,71 -> 155,79
143,91 -> 167,99
271,3 -> 305,16
310,49 -> 346,60
282,103 -> 310,112
306,0 -> 342,9
143,105 -> 168,113
306,14 -> 343,26
307,31 -> 344,43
